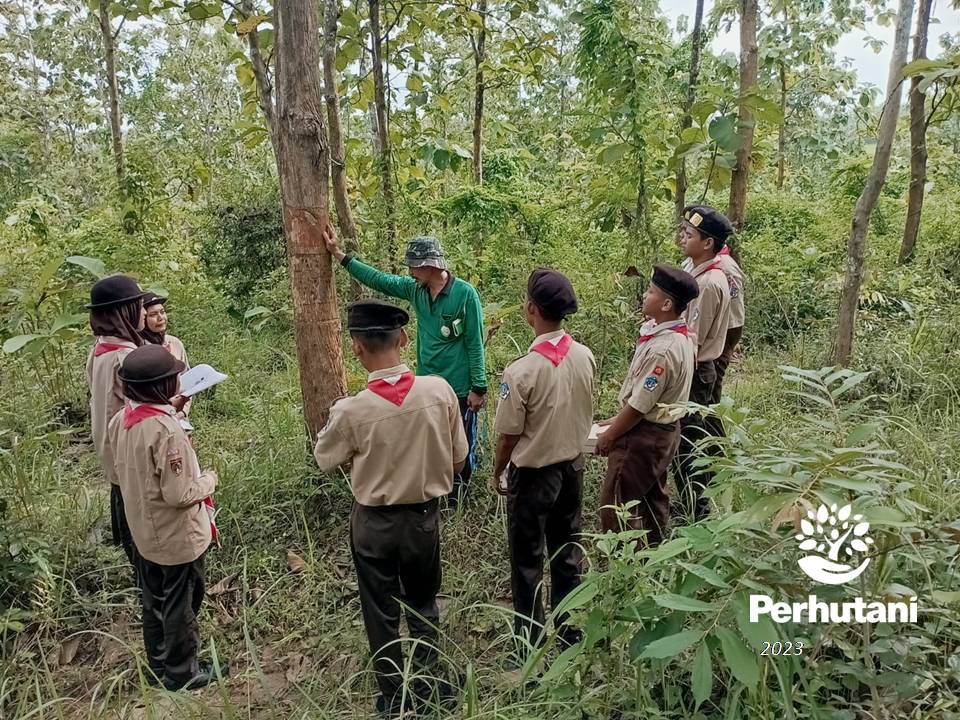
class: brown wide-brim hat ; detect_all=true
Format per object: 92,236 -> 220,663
118,344 -> 186,383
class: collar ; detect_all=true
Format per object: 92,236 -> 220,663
97,336 -> 138,348
122,401 -> 174,429
637,319 -> 688,344
690,257 -> 724,277
527,329 -> 566,352
438,272 -> 454,296
367,364 -> 412,382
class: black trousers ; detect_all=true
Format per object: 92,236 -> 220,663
507,456 -> 584,647
674,360 -> 721,522
134,551 -> 205,683
110,484 -> 136,566
450,396 -> 477,502
350,500 -> 441,707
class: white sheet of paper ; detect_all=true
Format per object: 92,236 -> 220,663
178,363 -> 228,397
583,423 -> 611,454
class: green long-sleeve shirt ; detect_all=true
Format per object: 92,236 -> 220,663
342,256 -> 487,398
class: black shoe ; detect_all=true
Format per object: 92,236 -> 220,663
162,661 -> 229,691
375,694 -> 414,718
144,667 -> 165,687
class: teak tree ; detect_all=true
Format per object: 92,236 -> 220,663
727,0 -> 758,230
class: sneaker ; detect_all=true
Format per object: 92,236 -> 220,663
162,661 -> 229,691
375,694 -> 415,718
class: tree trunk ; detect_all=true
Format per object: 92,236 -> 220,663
242,0 -> 279,159
368,0 -> 398,270
322,0 -> 362,298
777,61 -> 787,189
674,0 -> 705,224
899,0 -> 932,264
727,0 -> 759,229
274,0 -> 348,438
833,0 -> 915,365
97,0 -> 124,187
472,0 -> 487,186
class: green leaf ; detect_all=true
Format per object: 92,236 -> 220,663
715,627 -> 759,689
50,313 -> 88,333
553,578 -> 599,616
846,422 -> 879,445
405,74 -> 424,92
708,115 -> 743,152
691,642 -> 712,708
65,256 -> 106,279
653,594 -> 716,612
679,562 -> 731,589
236,13 -> 267,34
3,334 -> 47,353
599,142 -> 631,165
243,305 -> 271,319
638,629 -> 701,659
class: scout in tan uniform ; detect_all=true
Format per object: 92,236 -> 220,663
674,205 -> 733,521
595,266 -> 698,547
108,344 -> 226,691
492,269 -> 595,648
313,299 -> 468,718
85,275 -> 147,564
141,292 -> 191,415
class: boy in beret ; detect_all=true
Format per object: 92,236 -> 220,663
323,225 -> 486,508
108,344 -> 225,690
492,269 -> 595,649
313,299 -> 468,717
675,204 -> 732,521
595,266 -> 698,547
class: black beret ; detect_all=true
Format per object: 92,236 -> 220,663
87,275 -> 147,309
347,299 -> 409,331
527,268 -> 578,318
142,291 -> 168,308
119,344 -> 186,384
683,205 -> 734,248
651,265 -> 699,306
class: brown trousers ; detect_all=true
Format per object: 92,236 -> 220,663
507,457 -> 584,647
600,420 -> 680,547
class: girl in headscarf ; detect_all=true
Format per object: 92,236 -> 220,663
85,275 -> 147,565
140,292 -> 190,414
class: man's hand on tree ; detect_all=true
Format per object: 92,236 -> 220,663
322,224 -> 345,261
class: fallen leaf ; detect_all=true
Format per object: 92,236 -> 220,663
251,587 -> 266,604
287,549 -> 307,573
208,573 -> 238,596
59,636 -> 81,666
771,500 -> 799,532
285,652 -> 309,682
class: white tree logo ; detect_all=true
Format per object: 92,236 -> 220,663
795,503 -> 874,585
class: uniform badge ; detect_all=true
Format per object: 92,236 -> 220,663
730,283 -> 741,298
168,448 -> 184,476
689,212 -> 703,227
643,376 -> 658,391
692,307 -> 701,321
652,365 -> 664,376
440,325 -> 451,337
499,382 -> 510,400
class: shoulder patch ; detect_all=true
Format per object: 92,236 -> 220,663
643,376 -> 659,391
652,365 -> 664,376
167,446 -> 184,476
498,382 -> 510,400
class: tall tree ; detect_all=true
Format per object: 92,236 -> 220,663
322,0 -> 361,297
274,0 -> 348,437
898,0 -> 933,264
776,3 -> 788,190
674,0 -> 705,222
833,0 -> 915,364
97,0 -> 124,187
471,0 -> 487,185
368,0 -> 398,269
727,0 -> 759,229
239,0 -> 278,158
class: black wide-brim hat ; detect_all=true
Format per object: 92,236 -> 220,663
118,344 -> 186,384
347,299 -> 410,331
86,275 -> 149,309
141,291 -> 168,308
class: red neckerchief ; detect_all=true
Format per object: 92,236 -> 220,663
531,333 -> 573,366
122,404 -> 168,429
93,340 -> 134,357
367,371 -> 415,406
638,324 -> 689,344
718,246 -> 731,256
162,341 -> 171,353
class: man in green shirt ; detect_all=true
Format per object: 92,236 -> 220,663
323,225 -> 488,507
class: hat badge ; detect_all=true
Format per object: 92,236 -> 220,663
689,212 -> 703,227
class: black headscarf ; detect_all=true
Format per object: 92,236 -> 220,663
122,375 -> 179,406
89,299 -> 145,346
140,299 -> 166,346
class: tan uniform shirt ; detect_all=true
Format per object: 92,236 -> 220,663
313,364 -> 469,506
108,404 -> 215,565
85,336 -> 136,485
162,334 -> 192,416
684,259 -> 731,362
618,319 -> 696,424
682,253 -> 745,329
494,331 -> 596,468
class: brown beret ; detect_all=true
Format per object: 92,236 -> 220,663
527,268 -> 578,318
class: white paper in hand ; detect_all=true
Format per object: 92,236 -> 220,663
583,423 -> 611,454
178,364 -> 228,397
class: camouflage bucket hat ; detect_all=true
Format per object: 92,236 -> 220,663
404,236 -> 448,270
